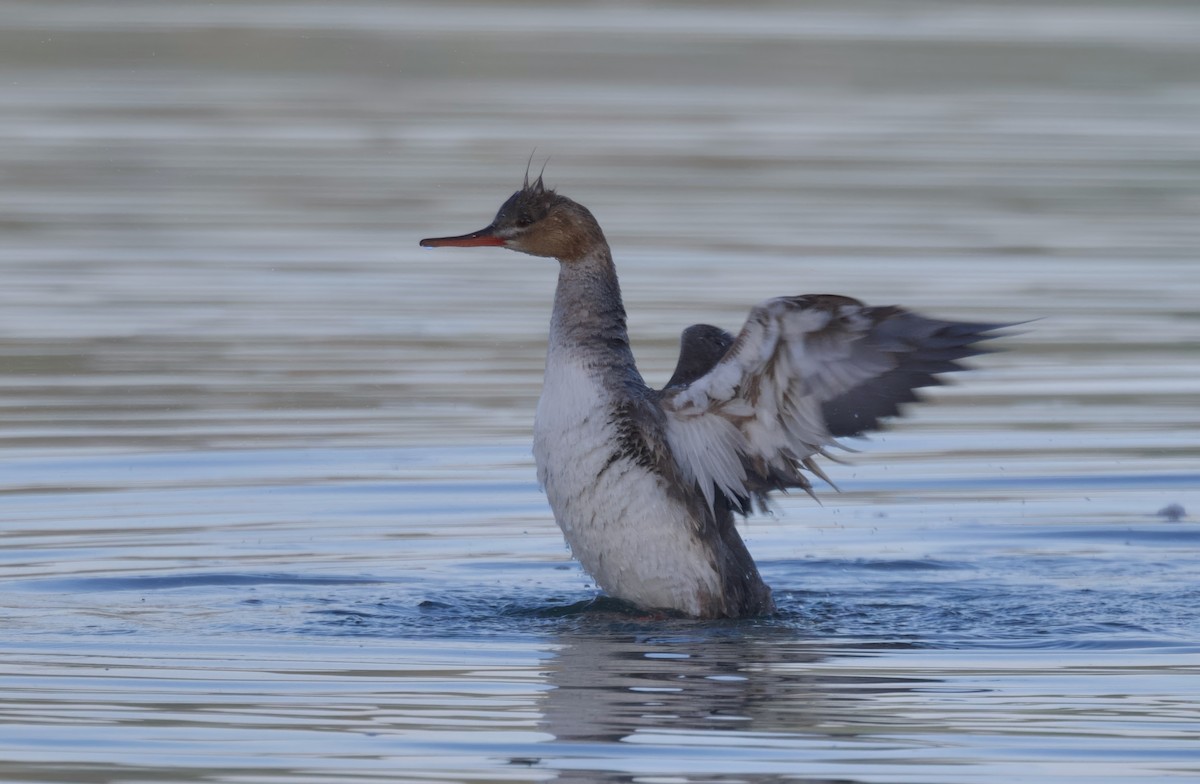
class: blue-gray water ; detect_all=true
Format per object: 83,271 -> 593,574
2,1 -> 1199,782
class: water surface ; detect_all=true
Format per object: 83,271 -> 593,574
2,1 -> 1199,782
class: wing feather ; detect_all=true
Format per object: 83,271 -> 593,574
661,294 -> 1005,514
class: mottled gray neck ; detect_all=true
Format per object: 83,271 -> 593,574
548,247 -> 643,384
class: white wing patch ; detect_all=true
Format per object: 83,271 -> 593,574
663,408 -> 747,511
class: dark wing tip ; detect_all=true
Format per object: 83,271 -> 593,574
821,314 -> 1014,438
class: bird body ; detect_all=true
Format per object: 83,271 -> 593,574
532,252 -> 752,617
421,174 -> 1003,618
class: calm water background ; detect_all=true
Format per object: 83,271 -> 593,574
2,1 -> 1199,782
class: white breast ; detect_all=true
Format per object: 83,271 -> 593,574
533,352 -> 721,615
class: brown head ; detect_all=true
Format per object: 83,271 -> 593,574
420,175 -> 607,262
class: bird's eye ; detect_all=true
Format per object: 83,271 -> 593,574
515,213 -> 534,228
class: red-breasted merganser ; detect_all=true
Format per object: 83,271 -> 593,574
421,174 -> 1003,619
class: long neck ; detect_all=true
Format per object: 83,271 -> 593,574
548,245 -> 642,384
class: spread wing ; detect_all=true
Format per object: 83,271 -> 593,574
660,294 -> 1006,513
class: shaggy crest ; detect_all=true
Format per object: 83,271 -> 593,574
522,152 -> 551,193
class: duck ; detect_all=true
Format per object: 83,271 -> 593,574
421,173 -> 1004,619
